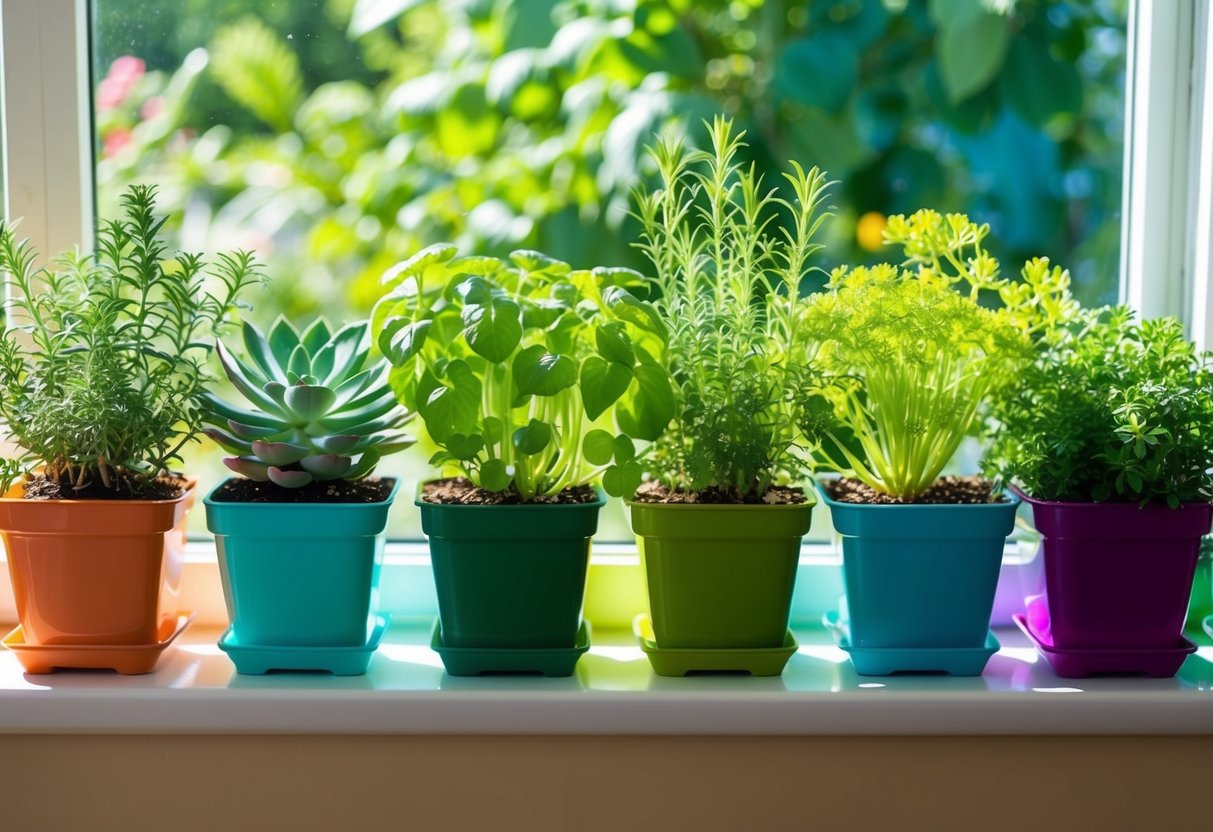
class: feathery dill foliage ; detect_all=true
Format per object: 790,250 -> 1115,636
984,309 -> 1213,507
0,186 -> 262,496
633,117 -> 831,499
800,211 -> 1067,499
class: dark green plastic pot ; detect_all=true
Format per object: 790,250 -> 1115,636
204,478 -> 398,647
819,484 -> 1020,650
417,486 -> 604,649
627,493 -> 815,649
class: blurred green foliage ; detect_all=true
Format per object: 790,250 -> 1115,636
94,0 -> 1126,320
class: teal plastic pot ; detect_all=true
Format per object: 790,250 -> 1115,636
204,478 -> 398,647
417,487 -> 604,649
820,485 -> 1020,650
627,495 -> 814,649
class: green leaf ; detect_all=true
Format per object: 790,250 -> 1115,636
937,13 -> 1009,104
580,356 -> 634,421
602,461 -> 642,498
482,416 -> 505,445
602,287 -> 667,340
776,34 -> 857,114
284,384 -> 337,423
445,433 -> 485,461
479,458 -> 511,492
268,317 -> 301,365
462,298 -> 522,363
287,344 -> 312,380
379,318 -> 433,366
512,419 -> 552,455
210,17 -> 303,132
613,434 -> 636,463
595,322 -> 635,365
513,344 -> 577,396
420,360 -> 481,443
616,363 -> 675,441
240,321 -> 283,382
348,0 -> 425,38
583,429 -> 615,466
300,319 -> 333,357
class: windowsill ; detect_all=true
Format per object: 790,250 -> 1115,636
1,619 -> 1211,736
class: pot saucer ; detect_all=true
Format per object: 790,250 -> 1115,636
430,619 -> 590,677
1,612 -> 196,675
219,615 -> 389,676
1014,614 -> 1196,679
632,613 -> 796,677
823,611 -> 998,677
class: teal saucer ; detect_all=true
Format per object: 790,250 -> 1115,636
219,615 -> 389,676
824,611 -> 998,677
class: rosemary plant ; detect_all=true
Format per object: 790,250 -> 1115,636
0,186 -> 262,496
633,116 -> 831,499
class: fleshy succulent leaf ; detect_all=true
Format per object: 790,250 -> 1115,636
300,319 -> 333,357
252,440 -> 310,466
227,419 -> 284,440
285,384 -> 338,423
267,316 -> 301,364
202,392 -> 283,429
203,427 -> 255,455
242,320 -> 285,382
316,321 -> 369,385
267,467 -> 314,488
300,453 -> 353,480
316,434 -> 360,453
287,343 -> 312,380
345,449 -> 381,480
224,456 -> 272,481
215,340 -> 288,416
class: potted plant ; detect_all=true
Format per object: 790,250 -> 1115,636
623,117 -> 829,676
202,316 -> 413,674
800,211 -> 1065,675
0,186 -> 259,674
986,308 -> 1213,677
372,242 -> 669,676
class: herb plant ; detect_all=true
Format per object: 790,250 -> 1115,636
0,186 -> 261,496
799,210 -> 1070,500
371,245 -> 672,500
632,117 -> 831,500
203,318 -> 414,488
985,308 -> 1213,507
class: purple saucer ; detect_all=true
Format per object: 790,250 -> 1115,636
1013,614 -> 1196,679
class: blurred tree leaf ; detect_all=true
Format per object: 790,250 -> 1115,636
348,0 -> 425,37
1000,36 -> 1083,128
937,12 -> 1009,104
210,17 -> 303,132
776,34 -> 857,114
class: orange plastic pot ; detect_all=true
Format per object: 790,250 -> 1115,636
0,480 -> 194,646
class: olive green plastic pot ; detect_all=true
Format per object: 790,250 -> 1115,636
417,486 -> 605,649
627,492 -> 815,649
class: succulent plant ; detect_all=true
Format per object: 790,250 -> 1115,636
203,318 -> 414,488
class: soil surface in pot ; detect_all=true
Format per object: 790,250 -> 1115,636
421,477 -> 596,505
826,476 -> 1004,505
20,473 -> 186,501
631,481 -> 807,505
211,477 -> 395,504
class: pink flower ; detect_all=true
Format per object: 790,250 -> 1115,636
95,56 -> 146,112
140,96 -> 165,120
103,128 -> 132,158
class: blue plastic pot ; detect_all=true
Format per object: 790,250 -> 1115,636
204,478 -> 399,647
820,484 -> 1020,650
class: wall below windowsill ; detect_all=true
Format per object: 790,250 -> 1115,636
2,619 -> 1210,736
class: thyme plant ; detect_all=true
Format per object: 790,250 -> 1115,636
985,308 -> 1213,507
0,186 -> 261,496
800,211 -> 1064,500
632,117 -> 831,500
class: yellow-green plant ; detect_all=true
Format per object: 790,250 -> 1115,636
799,210 -> 1073,499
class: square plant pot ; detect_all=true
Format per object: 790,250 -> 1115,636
627,495 -> 814,650
205,478 -> 399,647
418,486 -> 604,650
0,481 -> 194,646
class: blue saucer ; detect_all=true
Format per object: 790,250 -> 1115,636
219,615 -> 389,676
823,611 -> 998,677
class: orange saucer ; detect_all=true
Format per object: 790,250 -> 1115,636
1,612 -> 196,675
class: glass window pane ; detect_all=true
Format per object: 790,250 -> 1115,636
91,0 -> 1128,539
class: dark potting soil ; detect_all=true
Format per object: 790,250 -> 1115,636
211,477 -> 396,504
21,473 -> 186,501
631,481 -> 808,505
825,475 -> 1005,505
420,477 -> 597,505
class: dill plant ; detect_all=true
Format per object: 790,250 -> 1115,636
0,186 -> 262,496
799,210 -> 1070,500
632,117 -> 831,500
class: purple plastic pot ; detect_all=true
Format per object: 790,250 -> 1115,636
1017,488 -> 1212,650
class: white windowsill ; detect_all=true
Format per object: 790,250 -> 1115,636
1,619 -> 1210,736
